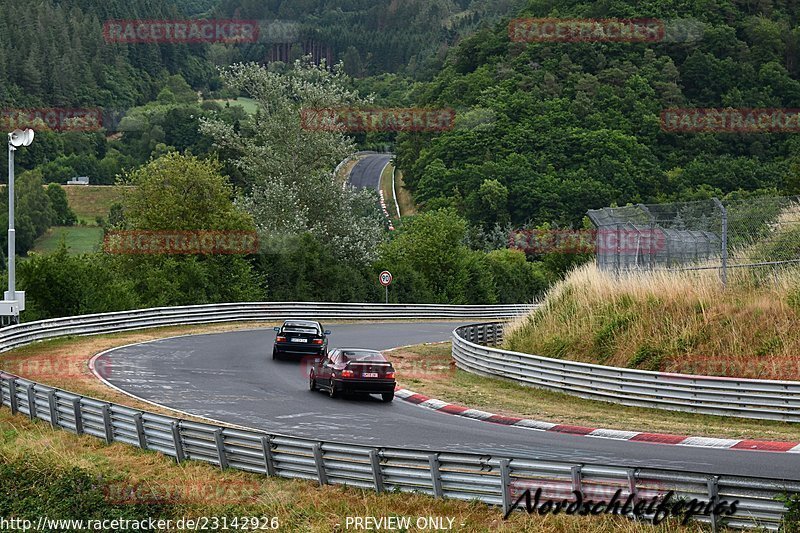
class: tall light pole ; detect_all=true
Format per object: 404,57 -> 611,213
2,129 -> 33,323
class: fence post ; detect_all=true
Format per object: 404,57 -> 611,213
26,383 -> 36,420
213,429 -> 228,470
7,378 -> 17,415
428,453 -> 444,498
133,413 -> 147,449
500,459 -> 512,516
626,468 -> 639,519
72,397 -> 83,435
47,390 -> 58,428
713,198 -> 728,287
571,465 -> 583,493
260,436 -> 276,476
312,443 -> 328,486
171,421 -> 185,463
369,449 -> 384,493
707,476 -> 720,533
101,404 -> 113,444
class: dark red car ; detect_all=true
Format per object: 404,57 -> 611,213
309,348 -> 396,402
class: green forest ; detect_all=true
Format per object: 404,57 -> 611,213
3,0 -> 800,316
396,0 -> 800,228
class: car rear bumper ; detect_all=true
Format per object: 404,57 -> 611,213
274,343 -> 325,356
332,378 -> 396,394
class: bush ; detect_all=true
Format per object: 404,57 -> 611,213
45,183 -> 77,226
256,233 -> 379,302
18,244 -> 265,321
18,246 -> 140,321
485,249 -> 550,303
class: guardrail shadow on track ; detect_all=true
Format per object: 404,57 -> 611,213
0,304 -> 795,531
452,323 -> 800,422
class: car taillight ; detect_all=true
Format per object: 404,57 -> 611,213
276,336 -> 286,342
311,339 -> 323,345
341,370 -> 354,378
385,371 -> 395,379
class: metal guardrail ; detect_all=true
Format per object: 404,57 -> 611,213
0,302 -> 534,355
0,304 -> 796,530
453,323 -> 800,422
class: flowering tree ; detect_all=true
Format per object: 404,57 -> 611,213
201,58 -> 384,263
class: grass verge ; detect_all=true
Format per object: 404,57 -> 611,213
394,168 -> 417,216
505,263 -> 800,380
31,225 -> 104,254
0,409 -> 718,532
391,343 -> 800,442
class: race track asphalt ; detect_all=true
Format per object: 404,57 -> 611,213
348,153 -> 393,190
100,322 -> 800,481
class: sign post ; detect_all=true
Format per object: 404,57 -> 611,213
379,270 -> 393,304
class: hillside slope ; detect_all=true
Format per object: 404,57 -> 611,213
504,263 -> 800,380
396,0 -> 800,227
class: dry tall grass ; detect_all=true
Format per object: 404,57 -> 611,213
505,263 -> 800,379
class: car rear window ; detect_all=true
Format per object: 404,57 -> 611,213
341,351 -> 385,362
283,322 -> 320,334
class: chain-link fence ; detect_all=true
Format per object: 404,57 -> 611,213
587,195 -> 800,283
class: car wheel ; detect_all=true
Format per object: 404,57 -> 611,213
328,381 -> 338,399
272,348 -> 279,361
309,371 -> 318,391
381,391 -> 394,403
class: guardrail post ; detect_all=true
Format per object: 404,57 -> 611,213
707,476 -> 720,533
312,443 -> 328,486
571,465 -> 583,493
7,378 -> 17,415
72,397 -> 83,434
369,449 -> 384,493
171,421 -> 185,463
499,459 -> 512,516
47,390 -> 58,428
260,436 -> 276,476
133,413 -> 147,449
213,429 -> 228,470
101,404 -> 113,444
626,468 -> 639,518
26,383 -> 36,420
428,453 -> 443,498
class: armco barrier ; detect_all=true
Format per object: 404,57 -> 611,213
453,323 -> 800,422
0,304 -> 797,530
